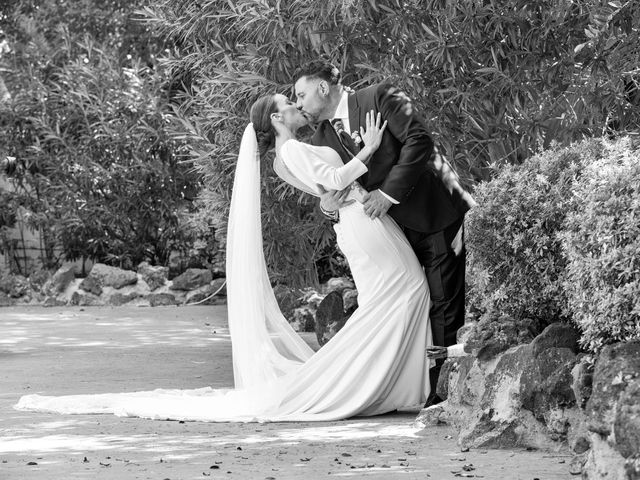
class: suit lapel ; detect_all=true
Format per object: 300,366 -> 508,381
312,120 -> 353,165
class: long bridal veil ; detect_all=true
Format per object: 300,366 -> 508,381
14,124 -> 314,419
225,124 -> 313,389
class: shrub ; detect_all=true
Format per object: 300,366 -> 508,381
1,0 -> 200,270
465,139 -> 602,324
561,137 -> 640,353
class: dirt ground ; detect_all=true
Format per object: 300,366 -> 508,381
0,306 -> 574,479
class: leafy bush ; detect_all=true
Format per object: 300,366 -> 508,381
465,140 -> 602,323
1,0 -> 201,271
139,0 -> 639,288
561,137 -> 640,353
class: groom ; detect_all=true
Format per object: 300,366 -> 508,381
293,61 -> 476,406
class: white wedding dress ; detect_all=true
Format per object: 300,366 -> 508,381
15,126 -> 431,422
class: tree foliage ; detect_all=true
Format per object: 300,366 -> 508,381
139,0 -> 639,286
0,0 -> 201,271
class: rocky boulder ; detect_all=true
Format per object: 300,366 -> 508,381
464,314 -> 546,360
83,263 -> 137,290
315,291 -> 347,346
0,274 -> 30,298
148,293 -> 178,306
586,341 -> 640,437
28,269 -> 52,292
137,262 -> 168,291
79,275 -> 103,296
0,291 -> 14,306
582,340 -> 640,479
185,280 -> 226,305
45,266 -> 76,295
109,292 -> 140,306
289,305 -> 316,332
170,268 -> 212,291
71,291 -> 103,306
423,322 -> 582,451
342,289 -> 358,314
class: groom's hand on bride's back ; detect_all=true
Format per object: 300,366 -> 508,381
317,184 -> 354,214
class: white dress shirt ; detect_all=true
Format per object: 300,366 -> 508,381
331,90 -> 399,204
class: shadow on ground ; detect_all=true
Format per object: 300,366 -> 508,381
0,306 -> 572,479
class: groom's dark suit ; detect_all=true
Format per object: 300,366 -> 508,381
311,83 -> 476,400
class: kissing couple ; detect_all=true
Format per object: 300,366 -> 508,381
16,61 -> 476,422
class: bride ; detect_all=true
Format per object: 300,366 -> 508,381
15,93 -> 432,422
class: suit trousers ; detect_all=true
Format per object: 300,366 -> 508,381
403,217 -> 466,398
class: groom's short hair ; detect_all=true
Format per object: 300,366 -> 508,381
294,60 -> 341,85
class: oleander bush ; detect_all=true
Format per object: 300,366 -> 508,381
561,138 -> 640,353
466,136 -> 640,352
465,140 -> 600,324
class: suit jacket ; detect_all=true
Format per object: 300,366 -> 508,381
311,83 -> 476,234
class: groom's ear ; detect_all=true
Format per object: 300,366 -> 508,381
318,80 -> 329,97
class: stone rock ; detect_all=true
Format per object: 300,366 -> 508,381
170,268 -> 212,291
322,277 -> 355,295
28,269 -> 51,291
85,263 -> 137,289
210,267 -> 225,279
520,347 -> 577,421
438,356 -> 475,404
302,290 -> 325,308
570,453 -> 587,475
625,456 -> 640,480
210,278 -> 226,296
465,315 -> 545,361
43,295 -> 67,307
289,305 -> 316,333
342,289 -> 358,314
586,341 -> 640,436
70,291 -> 103,306
185,282 -> 226,305
456,321 -> 476,344
614,379 -> 640,458
148,293 -> 178,306
414,404 -> 447,427
0,291 -> 14,306
315,291 -> 346,346
109,292 -> 140,306
571,432 -> 592,455
583,432 -> 627,480
572,354 -> 594,409
436,358 -> 457,400
530,322 -> 580,356
79,275 -> 103,296
137,262 -> 168,291
0,274 -> 30,298
45,266 -> 76,295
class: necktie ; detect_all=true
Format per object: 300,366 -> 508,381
330,119 -> 357,156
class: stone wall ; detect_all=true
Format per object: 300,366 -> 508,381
0,263 -> 226,307
415,322 -> 640,479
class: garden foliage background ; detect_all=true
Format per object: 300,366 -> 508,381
1,0 -> 639,349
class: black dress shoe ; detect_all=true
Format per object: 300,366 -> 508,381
423,392 -> 443,408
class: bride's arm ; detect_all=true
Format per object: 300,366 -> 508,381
280,141 -> 368,192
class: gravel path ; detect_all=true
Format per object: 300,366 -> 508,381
0,306 -> 573,479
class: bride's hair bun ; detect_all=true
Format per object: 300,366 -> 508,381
250,95 -> 278,159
